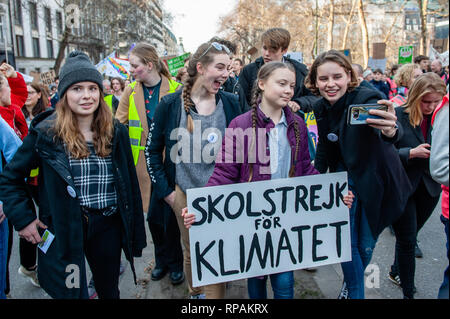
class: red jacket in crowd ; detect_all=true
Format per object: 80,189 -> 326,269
0,72 -> 28,140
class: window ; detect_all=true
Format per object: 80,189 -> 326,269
16,35 -> 25,56
0,16 -> 4,43
29,2 -> 38,30
47,40 -> 54,58
32,37 -> 40,57
19,68 -> 26,74
44,7 -> 52,33
56,11 -> 63,35
14,0 -> 23,26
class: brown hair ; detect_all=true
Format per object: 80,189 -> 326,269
305,50 -> 358,96
403,72 -> 446,127
54,86 -> 114,159
22,82 -> 49,119
393,63 -> 420,88
248,61 -> 300,182
110,77 -> 125,91
130,42 -> 171,79
261,28 -> 291,51
183,42 -> 232,133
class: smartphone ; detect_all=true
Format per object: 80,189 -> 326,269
348,104 -> 388,125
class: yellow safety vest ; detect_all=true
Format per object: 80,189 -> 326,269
104,95 -> 114,112
128,79 -> 181,166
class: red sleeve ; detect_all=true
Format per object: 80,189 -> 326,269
8,72 -> 28,109
12,105 -> 28,139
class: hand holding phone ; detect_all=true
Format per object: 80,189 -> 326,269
348,104 -> 388,125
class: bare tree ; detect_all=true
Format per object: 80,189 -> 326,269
357,0 -> 369,68
418,0 -> 429,55
327,0 -> 335,50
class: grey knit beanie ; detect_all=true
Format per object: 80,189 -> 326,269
58,50 -> 104,98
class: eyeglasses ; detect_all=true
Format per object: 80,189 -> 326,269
198,42 -> 231,59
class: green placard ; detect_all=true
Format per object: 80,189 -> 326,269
398,46 -> 414,64
167,52 -> 190,76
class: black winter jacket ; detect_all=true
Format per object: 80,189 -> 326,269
313,86 -> 413,237
0,110 -> 146,299
144,90 -> 241,226
238,56 -> 318,113
394,107 -> 441,197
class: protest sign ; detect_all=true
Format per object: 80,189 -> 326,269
284,52 -> 303,63
187,172 -> 351,287
368,58 -> 387,72
398,46 -> 414,64
167,52 -> 190,77
40,70 -> 56,86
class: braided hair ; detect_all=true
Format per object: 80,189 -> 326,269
183,41 -> 232,133
248,61 -> 300,182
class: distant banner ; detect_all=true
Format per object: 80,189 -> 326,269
187,172 -> 351,287
40,70 -> 56,86
96,52 -> 130,79
368,58 -> 387,72
305,112 -> 318,150
398,46 -> 414,64
167,52 -> 190,77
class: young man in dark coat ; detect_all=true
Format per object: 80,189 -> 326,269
238,28 -> 318,113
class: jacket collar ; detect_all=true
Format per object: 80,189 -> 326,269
254,104 -> 297,130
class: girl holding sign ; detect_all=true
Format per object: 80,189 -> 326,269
145,41 -> 241,299
0,51 -> 146,299
304,50 -> 413,299
183,61 -> 353,299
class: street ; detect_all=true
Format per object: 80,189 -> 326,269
5,196 -> 447,300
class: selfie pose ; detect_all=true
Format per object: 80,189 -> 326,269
183,61 -> 354,299
0,51 -> 146,299
305,50 -> 412,299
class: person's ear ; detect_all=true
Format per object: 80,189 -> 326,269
281,48 -> 288,56
258,79 -> 265,92
147,61 -> 154,71
196,62 -> 204,76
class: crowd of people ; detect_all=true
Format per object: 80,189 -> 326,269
0,27 -> 448,300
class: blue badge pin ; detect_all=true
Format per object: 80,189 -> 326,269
327,133 -> 339,142
67,186 -> 77,198
207,132 -> 219,144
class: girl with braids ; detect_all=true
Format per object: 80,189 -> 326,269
182,61 -> 353,299
305,50 -> 412,299
145,41 -> 241,299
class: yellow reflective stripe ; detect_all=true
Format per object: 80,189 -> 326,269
30,168 -> 39,177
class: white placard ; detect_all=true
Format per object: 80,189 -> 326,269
187,172 -> 351,287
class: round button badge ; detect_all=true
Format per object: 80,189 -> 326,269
327,133 -> 339,142
67,186 -> 77,198
207,132 -> 219,144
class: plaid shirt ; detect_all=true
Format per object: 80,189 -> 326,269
68,143 -> 117,212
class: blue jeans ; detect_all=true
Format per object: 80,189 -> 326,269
0,218 -> 8,299
247,271 -> 294,299
340,185 -> 377,299
438,215 -> 449,299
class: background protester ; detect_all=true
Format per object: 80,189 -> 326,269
386,64 -> 400,99
145,41 -> 241,299
238,28 -> 317,113
388,73 -> 446,297
0,63 -> 28,140
104,77 -> 125,115
116,42 -> 184,288
430,60 -> 449,85
390,63 -> 423,107
0,51 -> 146,299
370,68 -> 389,99
352,63 -> 381,93
430,93 -> 449,299
15,81 -> 50,289
305,50 -> 412,299
0,116 -> 22,299
414,55 -> 431,73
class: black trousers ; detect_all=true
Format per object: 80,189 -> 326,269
391,180 -> 440,298
82,211 -> 122,299
5,185 -> 38,295
147,210 -> 183,273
